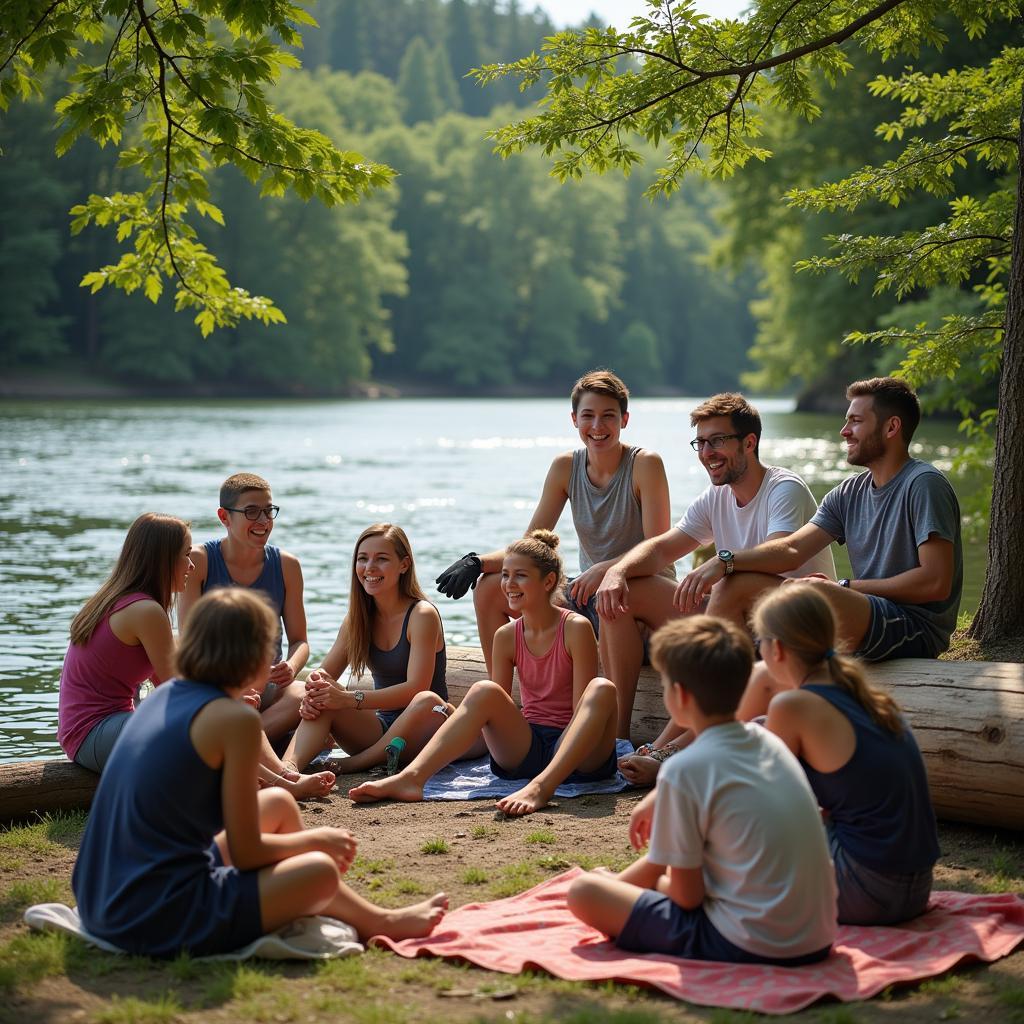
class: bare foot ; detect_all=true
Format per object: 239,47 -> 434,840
374,893 -> 448,941
495,780 -> 550,817
287,770 -> 336,798
348,774 -> 424,804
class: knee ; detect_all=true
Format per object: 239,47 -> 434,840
303,851 -> 342,904
473,573 -> 501,611
566,873 -> 600,916
261,786 -> 301,821
408,690 -> 442,715
583,676 -> 618,708
464,679 -> 506,708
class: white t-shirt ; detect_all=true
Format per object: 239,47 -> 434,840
649,721 -> 837,958
676,465 -> 836,579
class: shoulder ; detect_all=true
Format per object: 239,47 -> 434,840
194,692 -> 259,734
631,449 -> 668,483
563,610 -> 596,644
763,465 -> 813,495
409,600 -> 443,632
824,470 -> 871,501
114,597 -> 167,627
550,450 -> 575,476
493,620 -> 517,656
905,460 -> 956,496
190,544 -> 209,569
279,549 -> 303,577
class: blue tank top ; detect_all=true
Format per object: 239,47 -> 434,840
202,539 -> 286,662
72,679 -> 262,956
370,600 -> 447,730
799,683 -> 939,874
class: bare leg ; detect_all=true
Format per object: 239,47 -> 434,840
473,573 -> 514,676
707,571 -> 783,631
567,870 -> 650,939
349,680 -> 532,803
260,680 -> 305,741
599,575 -> 684,739
496,677 -> 618,817
791,578 -> 874,653
331,692 -> 452,774
283,708 -> 382,772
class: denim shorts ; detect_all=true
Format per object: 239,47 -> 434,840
857,595 -> 940,661
617,889 -> 831,965
563,581 -> 600,636
829,828 -> 933,925
73,711 -> 133,774
490,722 -> 617,783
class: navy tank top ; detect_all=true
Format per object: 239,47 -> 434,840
799,683 -> 939,874
370,600 -> 447,730
202,539 -> 286,662
72,679 -> 262,956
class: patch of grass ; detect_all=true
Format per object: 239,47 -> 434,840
316,953 -> 380,994
813,1008 -> 861,1024
0,811 -> 87,861
349,856 -> 395,880
488,860 -> 544,899
708,1012 -> 764,1024
420,837 -> 449,855
979,848 -> 1024,892
471,825 -> 496,839
525,829 -> 557,845
351,1005 -> 414,1024
0,930 -> 78,991
0,877 -> 70,918
92,992 -> 182,1023
996,982 -> 1024,1023
233,987 -> 302,1023
393,877 -> 427,896
460,866 -> 489,885
918,973 -> 967,996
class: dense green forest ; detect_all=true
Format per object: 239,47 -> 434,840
0,0 -> 1011,405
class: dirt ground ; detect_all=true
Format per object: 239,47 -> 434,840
1,774 -> 1022,1024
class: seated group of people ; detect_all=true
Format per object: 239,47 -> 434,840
60,369 -> 961,965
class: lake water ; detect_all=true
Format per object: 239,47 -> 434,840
0,397 -> 984,763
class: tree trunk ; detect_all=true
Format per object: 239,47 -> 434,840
969,85 -> 1024,654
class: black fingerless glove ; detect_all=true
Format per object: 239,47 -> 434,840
435,552 -> 483,599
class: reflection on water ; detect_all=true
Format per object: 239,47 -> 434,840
0,397 -> 986,763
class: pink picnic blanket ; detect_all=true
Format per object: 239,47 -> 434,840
377,867 -> 1024,1014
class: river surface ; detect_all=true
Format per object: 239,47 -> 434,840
0,397 -> 984,762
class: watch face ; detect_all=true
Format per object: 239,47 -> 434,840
718,550 -> 733,560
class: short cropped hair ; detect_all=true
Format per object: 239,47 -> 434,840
571,369 -> 629,415
649,615 -> 754,716
846,377 -> 921,442
176,589 -> 278,691
220,472 -> 271,509
690,393 -> 761,458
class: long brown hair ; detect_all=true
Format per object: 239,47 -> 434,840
506,529 -> 565,604
69,513 -> 190,646
343,523 -> 426,678
752,584 -> 904,734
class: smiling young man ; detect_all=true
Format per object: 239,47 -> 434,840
434,369 -> 672,677
677,378 -> 963,664
179,472 -> 309,741
596,393 -> 834,738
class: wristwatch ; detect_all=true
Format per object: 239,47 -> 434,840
717,549 -> 735,575
838,578 -> 851,588
353,689 -> 365,707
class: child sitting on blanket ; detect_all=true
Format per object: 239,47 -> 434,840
281,523 -> 448,775
568,616 -> 836,965
755,584 -> 939,924
72,589 -> 447,958
349,530 -> 619,816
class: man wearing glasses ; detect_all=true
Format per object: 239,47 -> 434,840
596,393 -> 834,739
180,472 -> 310,742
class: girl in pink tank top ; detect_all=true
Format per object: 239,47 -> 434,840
349,530 -> 619,817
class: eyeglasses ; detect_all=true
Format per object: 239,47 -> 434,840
223,504 -> 280,521
690,434 -> 742,452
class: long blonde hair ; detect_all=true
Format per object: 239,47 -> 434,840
70,513 -> 189,646
343,524 -> 426,678
752,584 -> 904,734
506,529 -> 565,604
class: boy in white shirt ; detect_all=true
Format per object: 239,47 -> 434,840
567,616 -> 836,964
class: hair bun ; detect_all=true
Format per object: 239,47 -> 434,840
526,528 -> 559,550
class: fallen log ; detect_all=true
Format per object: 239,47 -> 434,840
2,653 -> 1021,830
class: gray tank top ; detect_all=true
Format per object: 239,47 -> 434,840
569,446 -> 648,573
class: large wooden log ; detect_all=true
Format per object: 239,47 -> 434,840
445,648 -> 1024,832
2,654 -> 1021,829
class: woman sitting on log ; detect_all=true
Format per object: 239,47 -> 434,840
755,583 -> 939,924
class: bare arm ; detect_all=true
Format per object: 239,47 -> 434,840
490,622 -> 517,694
565,615 -> 600,709
596,528 -> 699,620
116,600 -> 177,683
850,535 -> 954,604
177,545 -> 207,630
269,552 -> 309,684
663,865 -> 705,911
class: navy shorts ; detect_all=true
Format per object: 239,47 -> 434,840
490,722 -> 617,783
563,581 -> 600,636
617,889 -> 831,965
829,827 -> 933,925
857,596 -> 940,661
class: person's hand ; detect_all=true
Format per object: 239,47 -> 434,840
305,681 -> 356,713
435,552 -> 482,599
568,564 -> 605,607
674,558 -> 725,612
596,569 -> 630,621
268,660 -> 296,685
312,826 -> 358,872
306,668 -> 336,688
628,791 -> 657,851
617,753 -> 660,788
240,687 -> 262,709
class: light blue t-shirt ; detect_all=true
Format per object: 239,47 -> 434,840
810,459 -> 962,652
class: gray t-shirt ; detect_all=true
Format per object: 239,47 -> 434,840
810,459 -> 962,652
649,721 -> 837,958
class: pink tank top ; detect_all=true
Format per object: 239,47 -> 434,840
57,592 -> 159,760
515,608 -> 574,729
